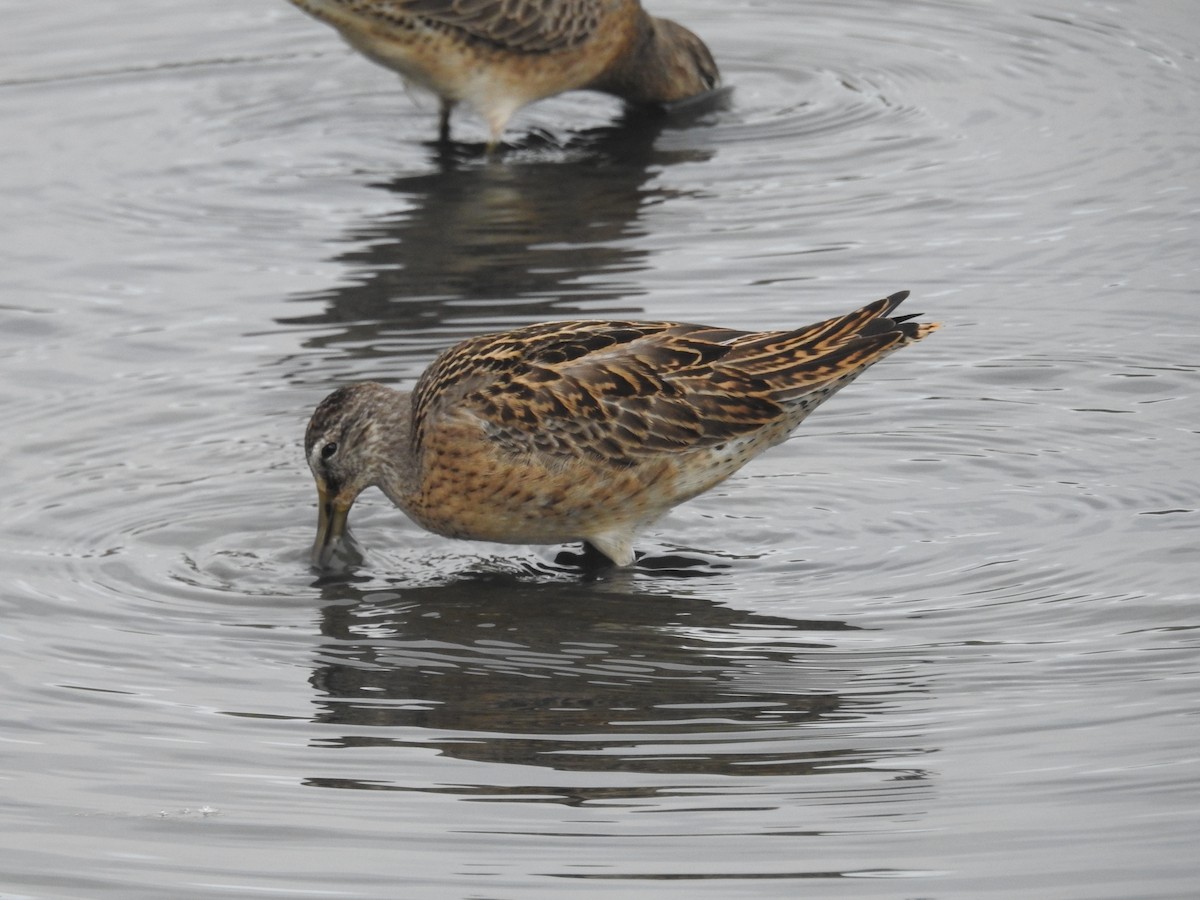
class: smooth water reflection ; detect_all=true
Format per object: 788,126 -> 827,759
277,106 -> 719,374
305,579 -> 928,789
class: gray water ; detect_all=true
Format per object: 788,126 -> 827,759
1,0 -> 1197,897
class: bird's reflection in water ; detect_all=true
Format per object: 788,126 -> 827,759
305,574 -> 932,802
278,101 -> 723,365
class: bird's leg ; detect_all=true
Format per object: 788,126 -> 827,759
553,540 -> 623,572
437,98 -> 455,144
579,540 -> 618,568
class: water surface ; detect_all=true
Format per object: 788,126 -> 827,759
1,1 -> 1197,897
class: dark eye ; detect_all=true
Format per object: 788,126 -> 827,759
320,442 -> 338,460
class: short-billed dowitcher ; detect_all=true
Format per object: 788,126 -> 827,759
284,0 -> 719,145
305,291 -> 938,568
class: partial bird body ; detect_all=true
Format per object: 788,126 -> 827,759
305,291 -> 939,568
284,0 -> 719,144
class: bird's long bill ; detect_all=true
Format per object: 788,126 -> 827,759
311,486 -> 353,569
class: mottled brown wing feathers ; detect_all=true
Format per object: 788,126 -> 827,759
399,0 -> 606,53
727,295 -> 898,368
411,294 -> 935,467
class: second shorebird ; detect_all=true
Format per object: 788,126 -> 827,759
305,292 -> 939,568
284,0 -> 720,145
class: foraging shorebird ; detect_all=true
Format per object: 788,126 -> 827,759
304,291 -> 939,568
284,0 -> 719,145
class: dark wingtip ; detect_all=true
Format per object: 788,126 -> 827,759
882,290 -> 910,314
860,290 -> 937,340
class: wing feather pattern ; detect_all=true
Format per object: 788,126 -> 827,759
399,0 -> 608,53
411,291 -> 937,467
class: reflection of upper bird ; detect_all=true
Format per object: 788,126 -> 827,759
305,291 -> 939,568
284,0 -> 720,145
